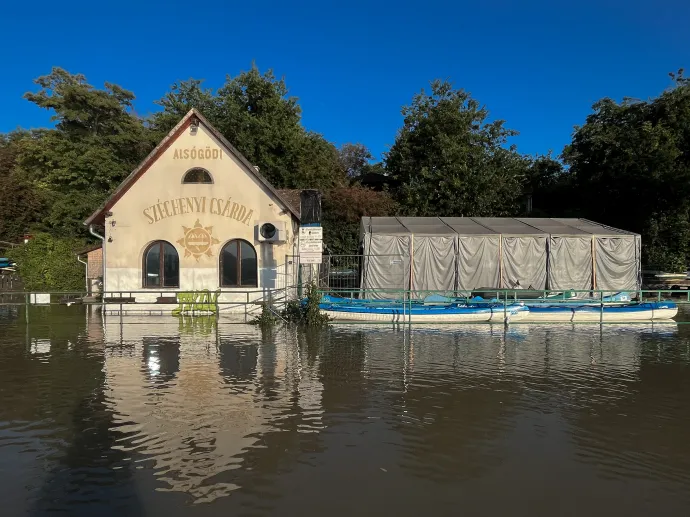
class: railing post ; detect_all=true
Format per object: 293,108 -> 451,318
503,290 -> 507,324
406,290 -> 410,324
600,290 -> 604,324
402,290 -> 405,324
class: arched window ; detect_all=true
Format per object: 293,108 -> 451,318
220,240 -> 257,287
143,241 -> 179,288
182,167 -> 213,184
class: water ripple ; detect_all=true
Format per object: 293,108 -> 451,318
1,310 -> 690,515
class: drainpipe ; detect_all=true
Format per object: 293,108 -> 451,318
89,225 -> 105,297
76,254 -> 88,294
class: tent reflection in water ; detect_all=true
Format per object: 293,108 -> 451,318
359,217 -> 641,299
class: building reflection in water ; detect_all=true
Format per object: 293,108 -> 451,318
101,315 -> 325,503
92,314 -> 690,510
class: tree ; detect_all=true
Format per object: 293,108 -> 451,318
0,131 -> 44,242
339,143 -> 373,178
563,70 -> 690,270
524,154 -> 574,217
152,64 -> 346,189
148,78 -> 218,137
385,80 -> 528,217
321,186 -> 398,254
18,68 -> 157,236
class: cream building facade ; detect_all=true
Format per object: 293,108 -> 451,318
84,109 -> 300,314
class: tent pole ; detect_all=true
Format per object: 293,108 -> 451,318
498,235 -> 503,289
409,234 -> 414,295
592,235 -> 597,290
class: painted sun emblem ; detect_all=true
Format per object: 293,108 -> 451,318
177,220 -> 220,260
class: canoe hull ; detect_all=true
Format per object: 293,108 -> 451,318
317,295 -> 678,323
321,306 -> 529,323
521,304 -> 678,322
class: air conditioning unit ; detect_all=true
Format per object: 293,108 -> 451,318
256,221 -> 287,243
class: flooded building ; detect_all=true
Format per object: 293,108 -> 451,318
83,109 -> 301,313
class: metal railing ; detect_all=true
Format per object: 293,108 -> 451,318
0,287 -> 299,324
1,286 -> 687,326
315,286 -> 690,301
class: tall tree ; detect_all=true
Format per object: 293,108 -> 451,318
564,69 -> 690,270
18,68 -> 157,235
152,65 -> 346,189
385,80 -> 528,217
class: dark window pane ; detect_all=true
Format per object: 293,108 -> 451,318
145,244 -> 161,287
240,241 -> 257,287
163,242 -> 179,287
183,168 -> 213,184
221,242 -> 239,287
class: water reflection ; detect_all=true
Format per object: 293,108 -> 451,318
0,308 -> 689,515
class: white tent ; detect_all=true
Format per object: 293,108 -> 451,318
360,217 -> 641,297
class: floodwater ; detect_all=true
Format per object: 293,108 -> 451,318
1,307 -> 690,516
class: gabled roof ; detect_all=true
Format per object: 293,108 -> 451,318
84,108 -> 301,226
277,189 -> 302,218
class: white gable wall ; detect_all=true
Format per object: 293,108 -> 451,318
102,123 -> 298,305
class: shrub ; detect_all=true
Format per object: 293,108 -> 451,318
6,233 -> 86,291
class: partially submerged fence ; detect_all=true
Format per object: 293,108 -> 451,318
0,287 -> 296,322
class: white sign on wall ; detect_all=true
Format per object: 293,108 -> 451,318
299,226 -> 323,264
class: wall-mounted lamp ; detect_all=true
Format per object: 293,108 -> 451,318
190,117 -> 199,135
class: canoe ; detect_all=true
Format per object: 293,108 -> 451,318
521,302 -> 677,322
317,295 -> 677,323
319,296 -> 528,323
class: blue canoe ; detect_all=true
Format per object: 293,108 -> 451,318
319,295 -> 528,323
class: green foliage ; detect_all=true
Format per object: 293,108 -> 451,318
249,304 -> 280,327
563,71 -> 690,270
304,283 -> 330,326
385,79 -> 529,217
524,154 -> 575,217
281,283 -> 330,326
3,65 -> 690,274
0,131 -> 44,242
282,300 -> 304,322
152,64 -> 346,189
321,186 -> 398,254
339,143 -> 374,178
6,233 -> 86,291
17,68 -> 157,237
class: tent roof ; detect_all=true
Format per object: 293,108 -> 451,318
361,217 -> 638,237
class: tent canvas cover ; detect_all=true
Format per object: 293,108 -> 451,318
360,217 -> 641,297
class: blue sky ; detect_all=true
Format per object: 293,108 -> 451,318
2,0 -> 688,161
